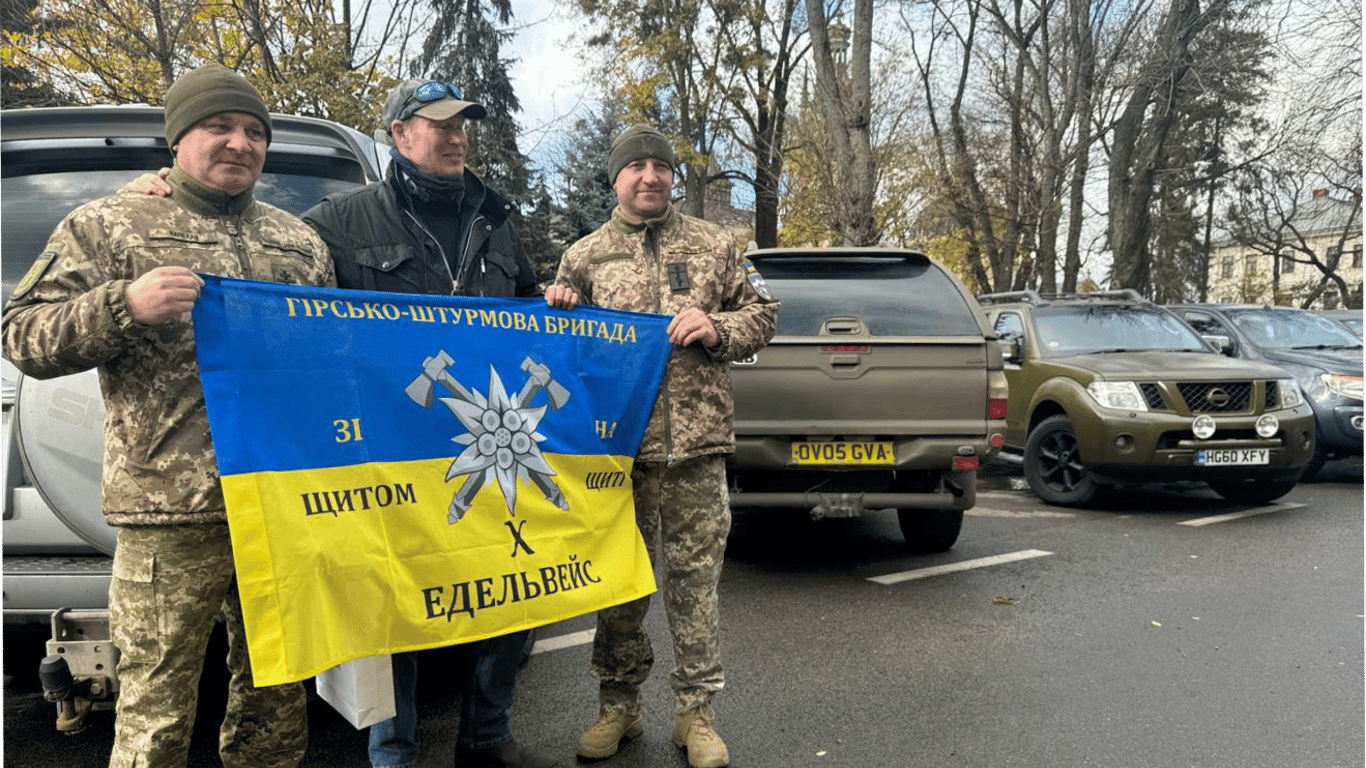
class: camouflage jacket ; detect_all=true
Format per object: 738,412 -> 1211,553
1,167 -> 334,526
556,203 -> 778,464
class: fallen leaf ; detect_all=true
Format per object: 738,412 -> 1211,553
992,596 -> 1015,605
1151,620 -> 1162,627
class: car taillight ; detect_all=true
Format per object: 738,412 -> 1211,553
953,456 -> 979,470
988,397 -> 1007,419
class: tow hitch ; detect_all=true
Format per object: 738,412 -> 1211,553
40,609 -> 119,734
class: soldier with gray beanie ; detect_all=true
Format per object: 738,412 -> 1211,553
555,124 -> 777,768
3,62 -> 330,768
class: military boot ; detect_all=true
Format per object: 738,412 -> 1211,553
576,709 -> 643,760
671,705 -> 729,768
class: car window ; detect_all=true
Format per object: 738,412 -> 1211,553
755,256 -> 982,336
1031,305 -> 1207,356
2,168 -> 362,304
1227,308 -> 1361,349
993,312 -> 1025,342
1181,310 -> 1229,336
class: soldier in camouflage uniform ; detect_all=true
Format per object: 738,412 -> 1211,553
1,64 -> 331,768
554,124 -> 778,768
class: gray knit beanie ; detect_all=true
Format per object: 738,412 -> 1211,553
608,124 -> 675,182
164,63 -> 272,149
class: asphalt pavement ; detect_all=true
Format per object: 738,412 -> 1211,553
4,457 -> 1362,767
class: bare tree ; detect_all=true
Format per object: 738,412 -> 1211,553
804,0 -> 879,245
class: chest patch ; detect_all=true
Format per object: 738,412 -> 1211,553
667,262 -> 691,292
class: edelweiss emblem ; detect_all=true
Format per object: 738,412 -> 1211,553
407,352 -> 571,523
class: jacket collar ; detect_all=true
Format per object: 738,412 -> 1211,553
167,166 -> 255,217
385,163 -> 514,228
610,202 -> 678,235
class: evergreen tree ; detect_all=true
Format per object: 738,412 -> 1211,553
559,97 -> 625,244
414,0 -> 528,202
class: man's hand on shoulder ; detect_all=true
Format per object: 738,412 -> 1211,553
123,167 -> 173,197
125,266 -> 203,325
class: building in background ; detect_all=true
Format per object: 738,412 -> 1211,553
1207,189 -> 1362,308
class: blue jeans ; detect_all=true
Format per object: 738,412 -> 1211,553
367,629 -> 532,767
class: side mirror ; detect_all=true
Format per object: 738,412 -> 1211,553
998,337 -> 1023,363
1201,334 -> 1233,355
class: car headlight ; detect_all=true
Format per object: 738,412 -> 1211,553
1277,378 -> 1304,408
1322,373 -> 1363,401
1086,381 -> 1148,411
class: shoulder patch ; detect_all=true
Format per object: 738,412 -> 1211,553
742,260 -> 775,302
10,250 -> 58,302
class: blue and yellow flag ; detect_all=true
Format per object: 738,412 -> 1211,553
193,276 -> 668,686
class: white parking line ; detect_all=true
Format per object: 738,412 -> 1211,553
530,628 -> 596,655
969,507 -> 1076,518
868,549 -> 1054,586
1178,503 -> 1305,527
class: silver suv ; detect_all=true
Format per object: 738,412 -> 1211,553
3,106 -> 384,629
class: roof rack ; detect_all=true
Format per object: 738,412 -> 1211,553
976,289 -> 1150,306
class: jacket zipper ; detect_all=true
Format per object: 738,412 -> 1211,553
645,225 -> 676,466
455,213 -> 488,297
401,208 -> 459,294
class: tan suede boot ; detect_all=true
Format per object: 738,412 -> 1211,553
576,710 -> 643,760
671,705 -> 730,768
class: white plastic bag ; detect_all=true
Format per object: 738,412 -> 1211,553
315,654 -> 396,729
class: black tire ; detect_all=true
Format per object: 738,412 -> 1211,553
1208,476 -> 1299,504
1023,414 -> 1101,506
897,508 -> 963,553
1299,438 -> 1327,482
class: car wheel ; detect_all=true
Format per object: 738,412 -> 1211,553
1208,476 -> 1299,504
1299,438 -> 1327,482
897,508 -> 963,553
1023,414 -> 1101,506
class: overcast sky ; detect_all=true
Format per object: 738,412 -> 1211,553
504,1 -> 592,171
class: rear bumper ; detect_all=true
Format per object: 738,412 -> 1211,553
3,555 -> 112,627
728,469 -> 978,515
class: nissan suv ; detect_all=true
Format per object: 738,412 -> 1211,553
978,290 -> 1315,506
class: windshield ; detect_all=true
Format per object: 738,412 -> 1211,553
1032,305 -> 1208,356
1227,308 -> 1362,349
755,256 -> 983,336
2,169 -> 361,304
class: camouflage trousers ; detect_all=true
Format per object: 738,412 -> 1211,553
107,523 -> 307,768
592,454 -> 731,715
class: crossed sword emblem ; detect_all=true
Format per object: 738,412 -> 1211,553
406,351 -> 571,523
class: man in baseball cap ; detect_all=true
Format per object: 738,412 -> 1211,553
302,78 -> 570,768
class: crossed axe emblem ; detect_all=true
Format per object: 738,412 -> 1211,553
407,351 -> 572,523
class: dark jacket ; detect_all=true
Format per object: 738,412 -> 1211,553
302,163 -> 539,298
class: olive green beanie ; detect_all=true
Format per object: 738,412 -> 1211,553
607,124 -> 675,182
163,63 -> 272,149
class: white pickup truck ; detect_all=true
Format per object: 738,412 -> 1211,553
2,105 -> 384,730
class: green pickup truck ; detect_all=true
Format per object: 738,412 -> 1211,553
726,247 -> 1008,552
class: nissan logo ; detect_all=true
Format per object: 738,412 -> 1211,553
1204,387 -> 1231,407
